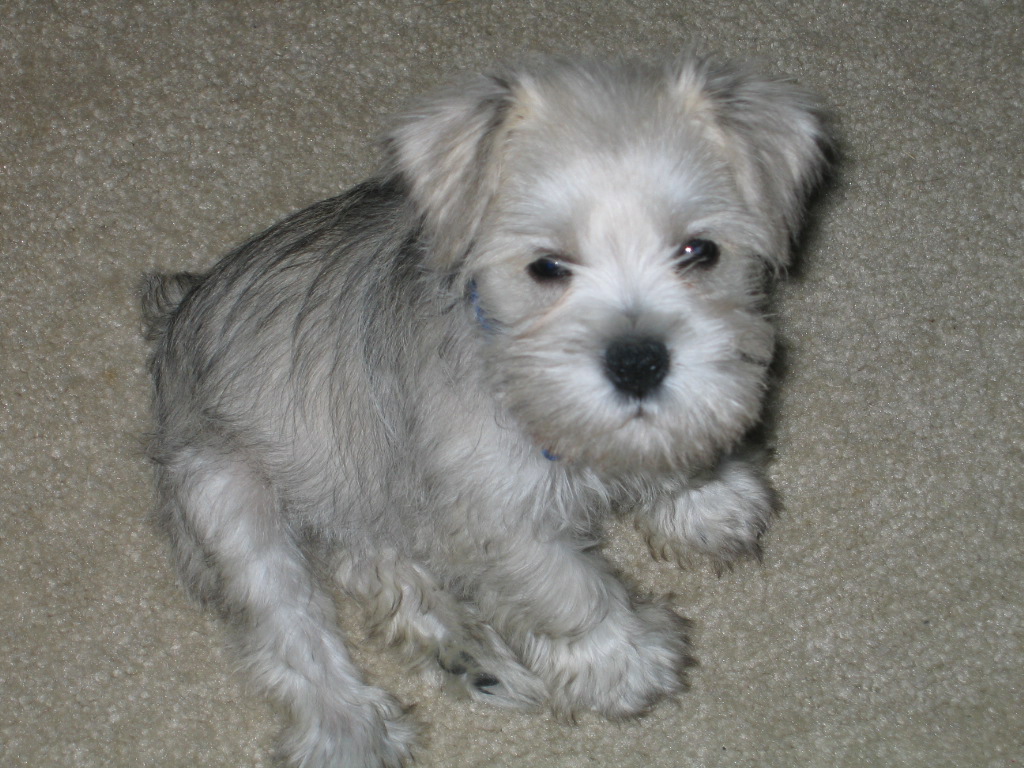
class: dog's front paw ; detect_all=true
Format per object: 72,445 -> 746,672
537,599 -> 693,720
276,688 -> 417,768
640,459 -> 774,572
436,625 -> 546,710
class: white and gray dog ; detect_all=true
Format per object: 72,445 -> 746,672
143,55 -> 828,767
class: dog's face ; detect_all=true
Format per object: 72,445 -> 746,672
389,58 -> 827,474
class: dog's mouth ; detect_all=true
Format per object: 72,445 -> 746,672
629,404 -> 651,421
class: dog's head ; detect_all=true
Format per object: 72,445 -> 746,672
387,56 -> 829,473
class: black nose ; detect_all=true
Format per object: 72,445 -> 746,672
603,336 -> 670,400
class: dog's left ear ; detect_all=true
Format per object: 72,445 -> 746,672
685,60 -> 831,264
385,74 -> 517,270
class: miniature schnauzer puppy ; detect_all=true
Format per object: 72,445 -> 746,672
143,55 -> 827,767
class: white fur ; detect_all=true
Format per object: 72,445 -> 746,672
143,55 -> 828,767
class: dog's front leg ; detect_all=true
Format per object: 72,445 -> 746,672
638,456 -> 775,573
473,535 -> 692,719
336,549 -> 546,711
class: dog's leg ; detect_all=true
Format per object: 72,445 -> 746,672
638,456 -> 774,572
162,451 -> 416,768
337,552 -> 546,710
474,537 -> 692,719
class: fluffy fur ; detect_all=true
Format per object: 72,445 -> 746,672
143,55 -> 828,767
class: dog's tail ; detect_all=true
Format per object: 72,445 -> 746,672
140,271 -> 204,342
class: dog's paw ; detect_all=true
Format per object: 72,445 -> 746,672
436,625 -> 546,710
640,459 -> 774,573
538,599 -> 693,720
276,687 -> 417,768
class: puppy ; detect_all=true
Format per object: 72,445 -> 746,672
143,55 -> 828,767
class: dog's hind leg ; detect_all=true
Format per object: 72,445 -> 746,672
159,450 -> 416,768
337,552 -> 546,710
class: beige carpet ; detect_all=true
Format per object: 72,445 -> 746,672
2,1 -> 1021,766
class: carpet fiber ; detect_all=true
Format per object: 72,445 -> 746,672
2,1 -> 1021,766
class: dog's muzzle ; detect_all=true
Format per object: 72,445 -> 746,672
603,335 -> 670,400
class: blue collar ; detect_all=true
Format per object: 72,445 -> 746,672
468,279 -> 495,332
468,279 -> 558,462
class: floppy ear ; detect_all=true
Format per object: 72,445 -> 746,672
683,59 -> 830,264
385,74 -> 517,270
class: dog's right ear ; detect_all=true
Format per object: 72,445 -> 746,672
385,74 -> 517,271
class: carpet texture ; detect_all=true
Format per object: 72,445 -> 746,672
2,1 -> 1021,766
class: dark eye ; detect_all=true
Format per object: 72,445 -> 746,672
527,255 -> 573,282
674,238 -> 720,271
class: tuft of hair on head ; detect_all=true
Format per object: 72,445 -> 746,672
384,55 -> 831,274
